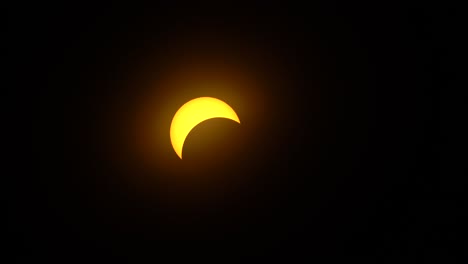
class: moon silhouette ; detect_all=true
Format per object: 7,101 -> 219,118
170,97 -> 240,159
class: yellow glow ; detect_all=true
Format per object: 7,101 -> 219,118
170,97 -> 240,159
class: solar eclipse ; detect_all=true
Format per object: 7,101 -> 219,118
170,97 -> 241,159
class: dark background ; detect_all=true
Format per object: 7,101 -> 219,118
9,1 -> 462,262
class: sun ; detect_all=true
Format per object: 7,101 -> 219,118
170,97 -> 240,159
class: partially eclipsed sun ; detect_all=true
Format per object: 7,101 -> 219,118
170,97 -> 240,159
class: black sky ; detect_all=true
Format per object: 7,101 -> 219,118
9,1 -> 461,262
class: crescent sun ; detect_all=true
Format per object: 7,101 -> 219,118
170,97 -> 241,159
